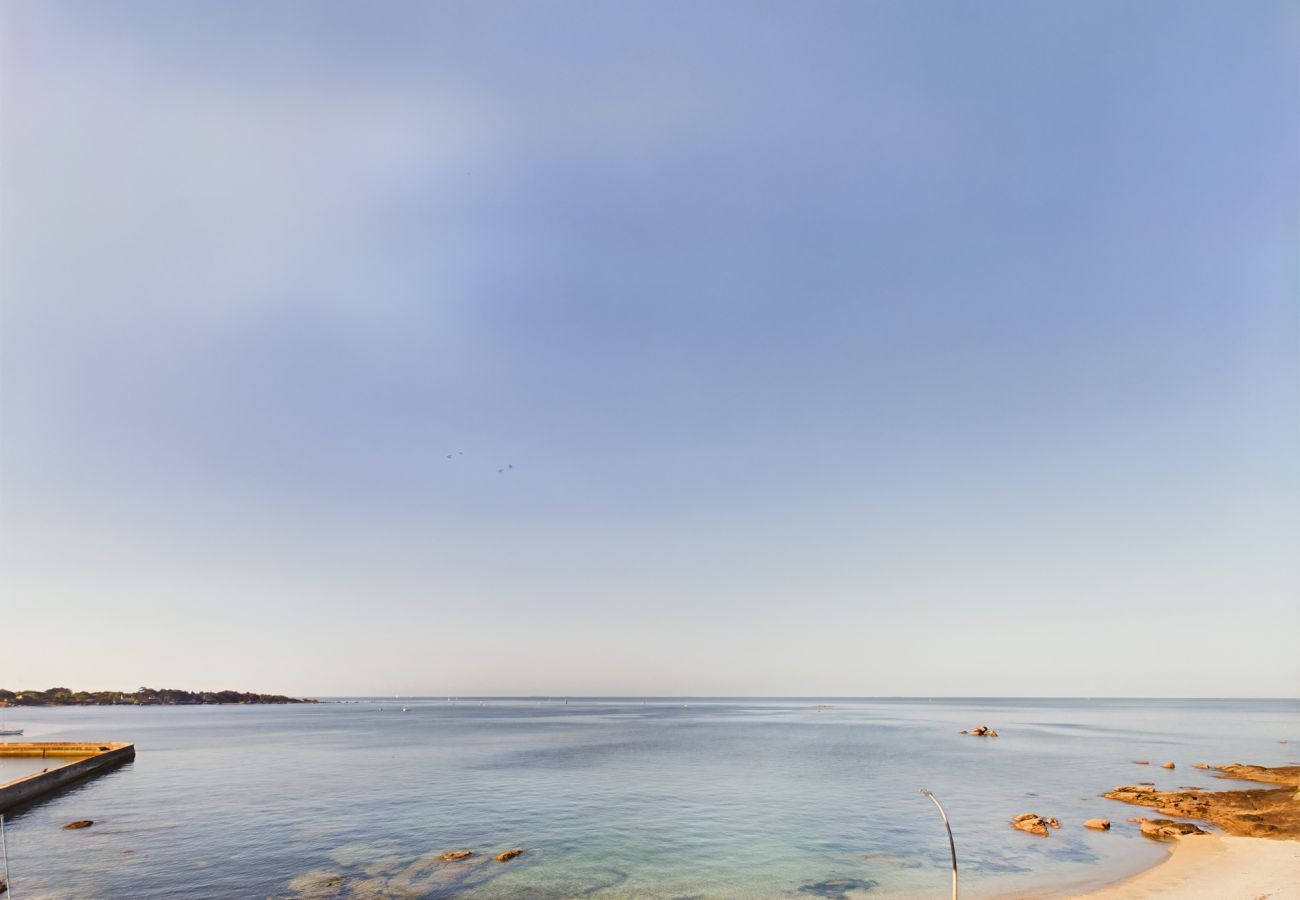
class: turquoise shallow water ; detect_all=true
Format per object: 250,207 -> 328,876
1,698 -> 1296,898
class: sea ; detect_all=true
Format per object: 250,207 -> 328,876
1,698 -> 1296,898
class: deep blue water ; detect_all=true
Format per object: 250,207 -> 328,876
1,698 -> 1296,898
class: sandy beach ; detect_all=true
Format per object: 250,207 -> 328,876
1069,834 -> 1300,899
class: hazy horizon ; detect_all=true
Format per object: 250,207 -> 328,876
2,686 -> 1300,702
2,1 -> 1297,699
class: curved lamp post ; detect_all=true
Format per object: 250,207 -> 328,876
2,812 -> 12,900
919,788 -> 957,900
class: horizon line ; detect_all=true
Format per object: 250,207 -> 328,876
310,694 -> 1300,701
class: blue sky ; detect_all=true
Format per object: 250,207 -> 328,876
2,0 -> 1296,696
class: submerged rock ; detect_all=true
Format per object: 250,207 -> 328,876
1133,760 -> 1150,765
798,877 -> 879,897
62,819 -> 94,829
287,847 -> 506,897
1083,818 -> 1111,830
1011,813 -> 1059,837
285,868 -> 347,895
495,848 -> 524,862
439,850 -> 473,861
960,725 -> 999,737
1161,761 -> 1176,769
1193,762 -> 1210,769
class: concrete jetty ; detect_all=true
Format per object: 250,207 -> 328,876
0,742 -> 135,811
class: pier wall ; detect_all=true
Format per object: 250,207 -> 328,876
0,742 -> 135,811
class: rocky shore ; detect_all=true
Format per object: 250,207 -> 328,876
1103,763 -> 1300,839
1059,762 -> 1300,899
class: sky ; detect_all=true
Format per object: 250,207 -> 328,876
1,0 -> 1296,698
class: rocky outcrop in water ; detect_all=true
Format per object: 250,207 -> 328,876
1083,818 -> 1111,830
1011,813 -> 1060,836
62,819 -> 93,829
960,725 -> 999,737
439,850 -> 473,860
495,848 -> 525,861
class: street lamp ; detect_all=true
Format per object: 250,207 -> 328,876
919,788 -> 958,900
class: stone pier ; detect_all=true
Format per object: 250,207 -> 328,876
0,742 -> 135,811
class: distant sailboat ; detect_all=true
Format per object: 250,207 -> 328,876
0,708 -> 20,736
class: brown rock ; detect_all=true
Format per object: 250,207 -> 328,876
1133,760 -> 1149,765
1083,818 -> 1111,830
986,730 -> 999,737
1213,764 -> 1300,785
962,725 -> 998,736
1012,813 -> 1054,837
1193,763 -> 1210,769
495,849 -> 524,862
439,850 -> 473,861
62,820 -> 94,830
1134,818 -> 1207,839
1161,761 -> 1176,769
1106,785 -> 1161,802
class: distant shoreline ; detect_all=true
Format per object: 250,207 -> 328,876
0,687 -> 317,706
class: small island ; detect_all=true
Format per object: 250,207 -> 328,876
1,686 -> 317,706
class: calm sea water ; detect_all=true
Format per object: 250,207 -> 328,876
2,698 -> 1296,898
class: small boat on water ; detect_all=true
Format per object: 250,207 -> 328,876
1,709 -> 24,735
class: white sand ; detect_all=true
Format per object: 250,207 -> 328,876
1068,835 -> 1300,899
